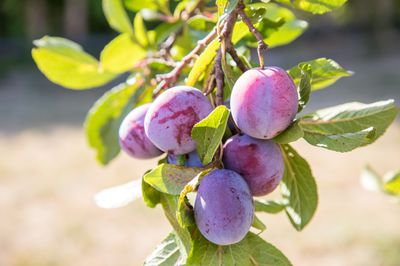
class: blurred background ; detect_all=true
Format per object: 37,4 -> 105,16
1,0 -> 400,265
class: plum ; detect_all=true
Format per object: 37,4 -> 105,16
194,169 -> 254,245
119,104 -> 163,159
167,150 -> 203,167
223,134 -> 284,196
144,86 -> 213,155
230,67 -> 298,139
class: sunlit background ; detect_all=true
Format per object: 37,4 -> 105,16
1,0 -> 400,265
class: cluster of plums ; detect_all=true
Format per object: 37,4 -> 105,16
119,67 -> 298,245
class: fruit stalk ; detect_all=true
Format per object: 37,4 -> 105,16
237,5 -> 268,69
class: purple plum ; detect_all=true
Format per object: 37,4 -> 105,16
230,67 -> 298,139
194,169 -> 254,245
167,150 -> 203,167
144,86 -> 213,155
223,134 -> 284,196
119,104 -> 163,159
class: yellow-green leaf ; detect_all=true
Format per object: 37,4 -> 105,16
100,33 -> 147,73
32,36 -> 115,89
103,0 -> 133,33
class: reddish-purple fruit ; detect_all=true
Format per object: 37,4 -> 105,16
194,169 -> 254,245
167,150 -> 203,167
144,86 -> 213,155
119,104 -> 163,159
230,67 -> 298,139
223,134 -> 284,196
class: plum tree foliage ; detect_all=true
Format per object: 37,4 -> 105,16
32,0 -> 398,264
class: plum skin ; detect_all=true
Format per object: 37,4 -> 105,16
167,150 -> 203,167
230,67 -> 298,139
223,134 -> 284,196
119,103 -> 163,159
194,169 -> 254,245
144,86 -> 213,155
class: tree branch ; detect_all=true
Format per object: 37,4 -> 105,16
154,27 -> 218,95
215,48 -> 224,106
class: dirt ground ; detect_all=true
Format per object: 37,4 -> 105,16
1,41 -> 400,265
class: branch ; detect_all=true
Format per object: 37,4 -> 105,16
237,7 -> 268,69
215,48 -> 224,106
154,27 -> 218,94
226,44 -> 248,72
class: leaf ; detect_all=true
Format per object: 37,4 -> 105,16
251,3 -> 308,48
143,164 -> 203,195
160,194 -> 192,257
301,127 -> 376,152
94,179 -> 141,209
32,36 -> 115,89
84,77 -> 144,165
300,100 -> 398,152
254,199 -> 286,214
383,170 -> 400,196
360,165 -> 383,193
297,64 -> 312,112
288,58 -> 353,91
142,175 -> 162,208
280,144 -> 318,231
102,0 -> 133,33
186,232 -> 292,266
144,233 -> 182,266
124,0 -> 158,11
134,13 -> 149,47
275,0 -> 348,14
273,120 -> 304,144
176,170 -> 211,228
252,215 -> 267,233
100,33 -> 147,73
192,106 -> 230,165
187,22 -> 248,86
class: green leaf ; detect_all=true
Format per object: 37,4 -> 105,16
134,13 -> 149,47
124,0 -> 158,11
143,164 -> 203,195
144,233 -> 181,266
102,0 -> 133,33
160,194 -> 192,257
383,170 -> 400,196
273,120 -> 304,144
252,3 -> 308,48
280,144 -> 318,231
300,100 -> 398,152
186,232 -> 292,265
32,36 -> 115,89
252,215 -> 267,232
100,33 -> 147,73
254,199 -> 286,214
288,58 -> 353,91
142,175 -> 162,208
360,165 -> 383,193
94,179 -> 142,209
187,22 -> 248,86
297,64 -> 312,111
275,0 -> 347,14
192,106 -> 230,165
176,170 -> 211,228
221,54 -> 240,100
84,77 -> 144,165
302,127 -> 376,152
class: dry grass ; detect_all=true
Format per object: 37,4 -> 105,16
0,123 -> 399,266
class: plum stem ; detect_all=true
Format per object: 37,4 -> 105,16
237,4 -> 268,69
